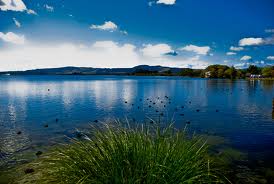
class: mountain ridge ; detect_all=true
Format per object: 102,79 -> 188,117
0,65 -> 187,75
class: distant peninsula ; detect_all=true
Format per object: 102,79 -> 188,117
0,65 -> 273,79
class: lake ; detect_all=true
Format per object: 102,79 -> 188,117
0,75 -> 274,171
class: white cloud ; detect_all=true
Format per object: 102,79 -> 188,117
0,0 -> 36,14
0,32 -> 25,45
90,21 -> 118,32
265,29 -> 274,33
239,37 -> 264,46
180,44 -> 210,55
234,62 -> 250,69
230,46 -> 244,51
44,4 -> 54,12
156,0 -> 176,5
240,55 -> 252,61
27,9 -> 37,15
0,0 -> 26,11
13,18 -> 21,28
266,56 -> 274,60
226,52 -> 236,56
0,40 -> 212,71
141,43 -> 173,57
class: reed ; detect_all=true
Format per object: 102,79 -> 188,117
18,121 -> 227,184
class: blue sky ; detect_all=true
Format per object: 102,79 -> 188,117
0,0 -> 273,71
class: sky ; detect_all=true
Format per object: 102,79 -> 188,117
0,0 -> 273,71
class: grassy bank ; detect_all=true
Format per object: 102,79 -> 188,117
9,122 -> 229,184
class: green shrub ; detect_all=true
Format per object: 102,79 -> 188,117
17,122 -> 228,184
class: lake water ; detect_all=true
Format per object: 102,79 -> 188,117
0,75 -> 274,171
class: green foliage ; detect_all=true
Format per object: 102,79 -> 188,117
180,68 -> 202,77
247,65 -> 260,74
204,65 -> 239,79
17,122 -> 227,184
262,66 -> 274,77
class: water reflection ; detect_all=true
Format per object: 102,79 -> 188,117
0,76 -> 273,168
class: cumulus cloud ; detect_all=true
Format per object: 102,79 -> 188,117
90,21 -> 118,32
44,4 -> 54,12
156,0 -> 176,5
0,40 -> 211,71
0,32 -> 25,45
240,55 -> 252,61
180,44 -> 210,55
234,62 -> 251,69
0,0 -> 26,11
230,46 -> 244,51
239,37 -> 264,46
226,52 -> 236,56
13,18 -> 21,28
267,56 -> 274,60
238,35 -> 274,46
0,0 -> 36,14
141,43 -> 173,57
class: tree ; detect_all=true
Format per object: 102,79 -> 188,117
180,68 -> 193,76
262,66 -> 274,77
247,65 -> 260,74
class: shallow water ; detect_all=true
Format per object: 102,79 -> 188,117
0,75 -> 274,170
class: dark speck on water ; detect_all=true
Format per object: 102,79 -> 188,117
44,124 -> 48,128
35,151 -> 43,157
24,168 -> 34,174
56,118 -> 59,122
17,131 -> 22,135
94,120 -> 98,123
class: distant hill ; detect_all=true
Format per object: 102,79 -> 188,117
0,65 -> 184,75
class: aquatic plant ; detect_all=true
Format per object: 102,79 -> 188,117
17,122 -> 228,184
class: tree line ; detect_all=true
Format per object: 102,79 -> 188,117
180,65 -> 274,79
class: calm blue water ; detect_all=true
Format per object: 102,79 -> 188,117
0,75 -> 274,168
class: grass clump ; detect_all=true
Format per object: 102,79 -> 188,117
18,122 -> 227,184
